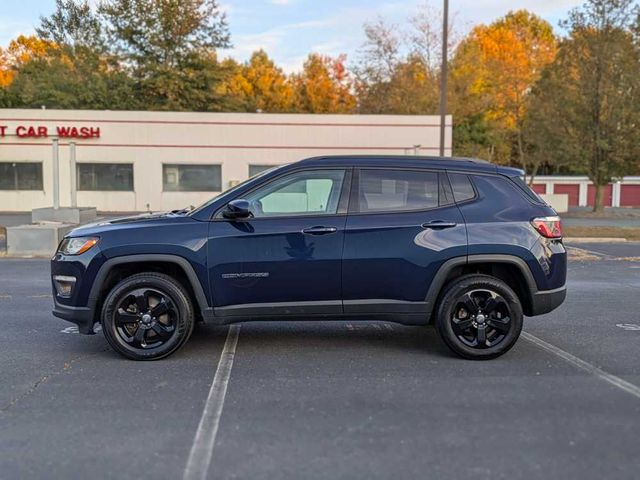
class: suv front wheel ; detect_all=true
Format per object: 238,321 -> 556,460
435,274 -> 523,360
101,272 -> 195,360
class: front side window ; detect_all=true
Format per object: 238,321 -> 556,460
244,169 -> 345,218
0,162 -> 43,190
77,163 -> 133,191
163,164 -> 222,192
358,169 -> 439,213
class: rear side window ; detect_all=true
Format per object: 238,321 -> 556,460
358,169 -> 439,213
448,173 -> 476,203
510,176 -> 546,204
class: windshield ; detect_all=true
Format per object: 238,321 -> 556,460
188,165 -> 285,216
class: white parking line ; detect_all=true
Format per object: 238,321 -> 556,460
522,331 -> 640,399
183,325 -> 241,480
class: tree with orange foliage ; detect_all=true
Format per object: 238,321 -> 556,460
220,50 -> 295,112
0,35 -> 54,88
292,53 -> 356,113
450,10 -> 557,175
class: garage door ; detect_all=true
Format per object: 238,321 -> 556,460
531,184 -> 546,194
620,185 -> 640,207
587,184 -> 613,207
553,184 -> 580,206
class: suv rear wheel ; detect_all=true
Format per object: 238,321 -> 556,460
101,272 -> 194,360
435,274 -> 523,360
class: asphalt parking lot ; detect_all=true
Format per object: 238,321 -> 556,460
1,243 -> 640,480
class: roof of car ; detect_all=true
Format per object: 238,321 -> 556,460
296,155 -> 520,175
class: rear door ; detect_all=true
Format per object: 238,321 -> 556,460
342,168 -> 467,314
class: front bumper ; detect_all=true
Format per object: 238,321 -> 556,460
51,246 -> 104,334
52,297 -> 96,334
529,286 -> 567,316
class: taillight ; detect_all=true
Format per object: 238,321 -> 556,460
531,216 -> 562,238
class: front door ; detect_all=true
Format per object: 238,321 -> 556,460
208,168 -> 350,317
342,168 -> 467,314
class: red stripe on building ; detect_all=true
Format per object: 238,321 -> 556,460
0,117 -> 452,128
0,142 -> 451,151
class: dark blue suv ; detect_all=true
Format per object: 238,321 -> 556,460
51,156 -> 567,361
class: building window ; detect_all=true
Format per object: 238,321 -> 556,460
249,165 -> 276,177
77,163 -> 134,191
0,162 -> 43,190
163,164 -> 221,192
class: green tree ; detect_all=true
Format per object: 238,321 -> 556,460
8,1 -> 134,109
525,0 -> 640,211
7,55 -> 136,109
98,0 -> 231,110
17,0 -> 234,111
37,0 -> 105,52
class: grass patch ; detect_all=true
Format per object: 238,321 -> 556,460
563,226 -> 640,241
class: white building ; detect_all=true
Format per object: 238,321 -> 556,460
0,109 -> 452,212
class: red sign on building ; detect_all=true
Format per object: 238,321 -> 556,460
0,125 -> 100,139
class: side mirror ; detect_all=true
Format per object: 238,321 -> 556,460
222,199 -> 253,219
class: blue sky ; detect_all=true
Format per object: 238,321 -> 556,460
2,0 -> 585,72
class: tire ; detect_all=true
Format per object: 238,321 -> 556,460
435,274 -> 523,360
101,272 -> 195,361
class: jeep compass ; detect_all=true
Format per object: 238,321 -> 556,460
51,156 -> 567,360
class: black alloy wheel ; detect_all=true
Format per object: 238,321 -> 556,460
114,288 -> 177,349
435,274 -> 523,360
101,273 -> 194,360
450,289 -> 512,349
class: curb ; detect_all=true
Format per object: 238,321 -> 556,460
564,237 -> 628,243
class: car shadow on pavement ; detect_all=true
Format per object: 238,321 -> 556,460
191,321 -> 455,359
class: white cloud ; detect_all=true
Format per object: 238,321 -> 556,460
268,0 -> 294,5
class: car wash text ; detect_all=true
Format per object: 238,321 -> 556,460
0,125 -> 100,139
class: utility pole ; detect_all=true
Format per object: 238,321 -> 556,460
439,0 -> 449,157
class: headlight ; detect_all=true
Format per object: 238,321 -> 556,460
58,237 -> 99,255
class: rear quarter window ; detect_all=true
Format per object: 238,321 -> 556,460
469,174 -> 534,212
448,173 -> 476,203
510,176 -> 547,204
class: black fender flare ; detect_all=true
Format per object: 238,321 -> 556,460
88,254 -> 212,320
425,254 -> 538,319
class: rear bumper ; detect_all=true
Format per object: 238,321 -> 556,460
52,297 -> 96,334
529,286 -> 567,316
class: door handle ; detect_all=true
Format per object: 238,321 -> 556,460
302,226 -> 338,235
422,220 -> 457,229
